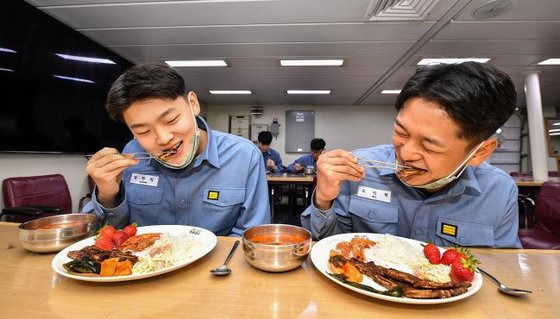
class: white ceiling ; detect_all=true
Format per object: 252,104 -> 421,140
25,0 -> 560,108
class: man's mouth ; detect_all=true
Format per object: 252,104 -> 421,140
157,141 -> 182,160
396,163 -> 427,178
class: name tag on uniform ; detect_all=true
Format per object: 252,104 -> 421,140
357,185 -> 391,203
130,173 -> 159,186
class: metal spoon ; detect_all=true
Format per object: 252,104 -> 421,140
478,267 -> 532,296
210,240 -> 240,276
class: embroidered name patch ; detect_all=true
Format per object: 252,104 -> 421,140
441,223 -> 458,237
356,185 -> 391,203
130,173 -> 159,186
207,191 -> 220,200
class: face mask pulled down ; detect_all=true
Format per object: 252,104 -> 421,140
397,141 -> 485,191
154,104 -> 200,170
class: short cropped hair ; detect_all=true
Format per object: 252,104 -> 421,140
258,131 -> 273,145
395,62 -> 517,147
311,138 -> 326,151
106,63 -> 186,122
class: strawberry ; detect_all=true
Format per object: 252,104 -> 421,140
123,223 -> 137,238
423,243 -> 441,264
94,236 -> 115,251
98,225 -> 116,240
112,231 -> 128,248
440,248 -> 465,265
450,255 -> 479,283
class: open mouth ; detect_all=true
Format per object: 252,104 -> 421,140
157,141 -> 182,160
396,164 -> 427,178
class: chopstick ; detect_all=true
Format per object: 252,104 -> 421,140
357,158 -> 412,171
84,152 -> 155,160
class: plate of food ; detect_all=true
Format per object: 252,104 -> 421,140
310,233 -> 482,305
52,224 -> 217,282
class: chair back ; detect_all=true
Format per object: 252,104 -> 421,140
2,174 -> 72,222
533,182 -> 560,235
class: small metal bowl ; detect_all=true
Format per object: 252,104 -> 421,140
18,214 -> 100,253
242,224 -> 312,272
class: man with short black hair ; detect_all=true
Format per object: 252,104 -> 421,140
257,131 -> 284,173
287,138 -> 326,173
302,62 -> 521,248
86,63 -> 270,236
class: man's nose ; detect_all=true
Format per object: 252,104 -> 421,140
399,140 -> 421,162
155,127 -> 173,145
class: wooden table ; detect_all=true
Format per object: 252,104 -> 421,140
0,222 -> 559,318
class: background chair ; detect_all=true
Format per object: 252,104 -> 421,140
518,182 -> 560,249
1,174 -> 71,223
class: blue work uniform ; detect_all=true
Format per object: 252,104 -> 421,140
262,148 -> 284,173
301,145 -> 521,248
287,154 -> 316,173
91,117 -> 271,236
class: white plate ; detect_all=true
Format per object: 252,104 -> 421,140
310,233 -> 482,305
52,225 -> 217,282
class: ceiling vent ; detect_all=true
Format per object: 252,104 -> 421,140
471,0 -> 513,20
367,0 -> 440,21
251,105 -> 263,117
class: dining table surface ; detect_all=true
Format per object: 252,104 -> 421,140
513,176 -> 560,187
0,221 -> 559,318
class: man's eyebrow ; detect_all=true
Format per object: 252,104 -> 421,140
394,118 -> 445,148
129,108 -> 175,129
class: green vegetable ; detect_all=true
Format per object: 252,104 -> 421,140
63,258 -> 101,274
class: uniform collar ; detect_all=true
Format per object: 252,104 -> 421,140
192,116 -> 221,169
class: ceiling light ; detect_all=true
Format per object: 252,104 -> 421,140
381,90 -> 401,94
549,129 -> 560,133
537,58 -> 560,65
0,68 -> 14,72
280,59 -> 344,67
53,75 -> 94,84
418,58 -> 490,65
287,90 -> 331,95
0,47 -> 17,54
209,90 -> 252,95
56,53 -> 115,64
550,132 -> 560,136
166,60 -> 227,67
553,122 -> 560,126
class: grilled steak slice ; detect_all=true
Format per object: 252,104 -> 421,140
109,250 -> 139,264
350,258 -> 420,285
67,245 -> 111,262
403,286 -> 469,299
413,279 -> 471,289
67,245 -> 138,265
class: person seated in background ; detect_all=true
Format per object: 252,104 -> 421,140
302,62 -> 522,248
257,131 -> 284,174
86,63 -> 270,236
286,138 -> 326,174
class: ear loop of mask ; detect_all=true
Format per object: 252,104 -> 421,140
397,141 -> 485,191
154,101 -> 200,169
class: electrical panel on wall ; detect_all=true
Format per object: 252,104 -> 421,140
285,110 -> 315,153
229,115 -> 251,139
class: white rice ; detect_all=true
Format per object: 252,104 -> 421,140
363,234 -> 451,283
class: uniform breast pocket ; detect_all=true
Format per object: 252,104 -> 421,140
435,218 -> 495,247
126,184 -> 164,223
348,195 -> 399,234
202,187 -> 245,215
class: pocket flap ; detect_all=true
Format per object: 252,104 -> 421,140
348,195 -> 398,223
126,184 -> 163,205
202,187 -> 245,207
435,218 -> 495,247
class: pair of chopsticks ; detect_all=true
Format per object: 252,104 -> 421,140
357,158 -> 412,172
85,152 -> 159,160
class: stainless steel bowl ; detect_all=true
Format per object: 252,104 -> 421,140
18,214 -> 100,253
303,167 -> 314,175
242,224 -> 312,272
